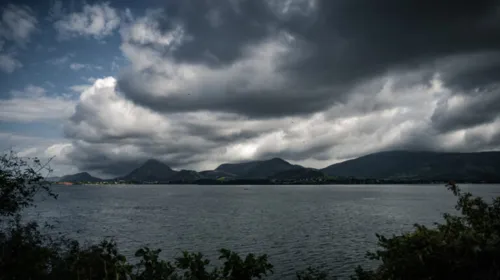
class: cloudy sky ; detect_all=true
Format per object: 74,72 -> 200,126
1,0 -> 500,177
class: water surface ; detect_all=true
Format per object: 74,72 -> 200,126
28,184 -> 500,279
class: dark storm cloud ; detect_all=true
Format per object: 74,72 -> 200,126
427,52 -> 500,133
117,0 -> 500,120
462,129 -> 500,151
443,62 -> 500,92
152,0 -> 500,69
54,0 -> 500,175
117,75 -> 338,118
285,0 -> 500,91
66,148 -> 140,176
67,139 -> 213,176
432,87 -> 500,133
181,122 -> 267,143
257,141 -> 336,162
151,0 -> 277,66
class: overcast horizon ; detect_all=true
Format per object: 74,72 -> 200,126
1,0 -> 500,178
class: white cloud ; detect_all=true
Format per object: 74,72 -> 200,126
59,72 -> 469,175
70,63 -> 87,70
46,52 -> 75,65
118,27 -> 296,115
69,63 -> 103,71
0,133 -> 62,151
54,2 -> 120,39
4,1 -> 498,178
0,4 -> 38,46
22,7 -> 499,176
0,86 -> 76,123
60,12 -> 461,174
0,133 -> 78,177
120,10 -> 188,50
69,84 -> 91,92
0,53 -> 22,73
66,77 -> 170,142
0,97 -> 75,123
0,5 -> 37,73
17,147 -> 39,157
111,60 -> 120,71
44,81 -> 56,88
10,85 -> 46,97
63,77 -> 279,172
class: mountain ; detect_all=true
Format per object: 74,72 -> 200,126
215,161 -> 259,177
270,167 -> 326,180
121,159 -> 177,182
56,151 -> 500,184
215,157 -> 302,178
321,151 -> 500,181
59,172 -> 102,182
168,170 -> 203,182
199,170 -> 237,180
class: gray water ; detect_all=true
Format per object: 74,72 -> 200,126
27,184 -> 500,279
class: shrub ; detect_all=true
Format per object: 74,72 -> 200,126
351,182 -> 500,280
0,152 -> 56,217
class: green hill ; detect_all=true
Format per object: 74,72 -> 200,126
321,151 -> 500,181
270,167 -> 326,180
215,158 -> 302,179
121,159 -> 177,182
59,172 -> 101,183
168,170 -> 203,182
199,170 -> 237,180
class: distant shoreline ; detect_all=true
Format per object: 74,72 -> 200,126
51,180 -> 498,186
52,151 -> 500,187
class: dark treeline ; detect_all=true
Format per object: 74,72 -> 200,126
3,152 -> 500,279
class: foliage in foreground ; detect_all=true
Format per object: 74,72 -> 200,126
2,152 -> 500,279
351,182 -> 500,280
1,225 -> 274,280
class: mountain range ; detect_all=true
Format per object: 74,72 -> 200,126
322,151 -> 500,181
119,159 -> 177,182
58,172 -> 102,183
215,157 -> 303,178
55,150 -> 500,183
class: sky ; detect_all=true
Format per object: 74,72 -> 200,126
1,0 -> 500,178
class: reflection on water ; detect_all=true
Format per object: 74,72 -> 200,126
27,184 -> 500,279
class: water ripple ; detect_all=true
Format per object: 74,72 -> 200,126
26,184 -> 500,280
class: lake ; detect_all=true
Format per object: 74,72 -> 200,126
27,184 -> 500,279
